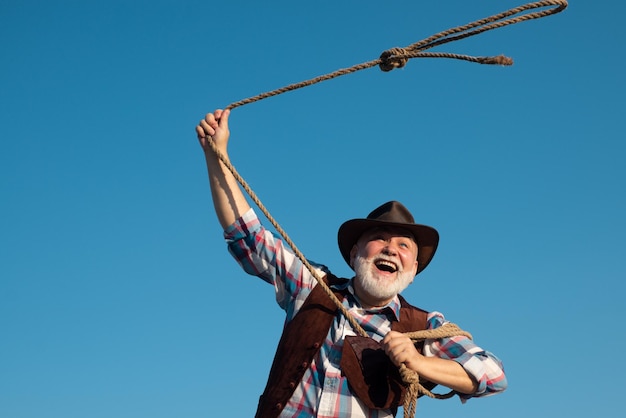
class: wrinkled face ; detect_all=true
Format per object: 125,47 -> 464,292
350,227 -> 419,306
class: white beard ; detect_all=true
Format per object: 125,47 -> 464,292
353,254 -> 414,302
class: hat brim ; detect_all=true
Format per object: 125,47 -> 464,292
338,219 -> 439,275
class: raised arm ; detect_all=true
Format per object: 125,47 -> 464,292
196,109 -> 251,229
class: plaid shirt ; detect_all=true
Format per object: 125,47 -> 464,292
225,209 -> 507,417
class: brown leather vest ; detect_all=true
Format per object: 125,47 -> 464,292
255,274 -> 435,418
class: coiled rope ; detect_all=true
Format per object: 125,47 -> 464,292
205,2 -> 567,416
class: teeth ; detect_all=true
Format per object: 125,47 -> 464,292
375,260 -> 398,272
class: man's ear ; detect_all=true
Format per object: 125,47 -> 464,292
349,245 -> 358,269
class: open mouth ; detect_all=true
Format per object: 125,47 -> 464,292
374,259 -> 398,273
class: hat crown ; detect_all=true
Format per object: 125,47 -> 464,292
367,201 -> 415,225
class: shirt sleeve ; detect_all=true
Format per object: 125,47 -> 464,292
423,311 -> 508,400
223,208 -> 328,315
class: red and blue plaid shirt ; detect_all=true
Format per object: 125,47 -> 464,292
225,209 -> 507,417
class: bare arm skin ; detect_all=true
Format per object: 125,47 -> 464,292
196,109 -> 251,229
382,330 -> 478,395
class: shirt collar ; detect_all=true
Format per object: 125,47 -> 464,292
334,278 -> 402,321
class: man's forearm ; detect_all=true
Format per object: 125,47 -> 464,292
413,356 -> 478,395
205,150 -> 250,230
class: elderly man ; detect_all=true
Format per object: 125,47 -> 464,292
196,109 -> 507,418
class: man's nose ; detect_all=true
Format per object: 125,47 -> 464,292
382,242 -> 398,255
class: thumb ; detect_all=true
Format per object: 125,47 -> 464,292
218,108 -> 231,128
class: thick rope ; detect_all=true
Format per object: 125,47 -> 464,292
224,1 -> 568,110
206,2 -> 566,416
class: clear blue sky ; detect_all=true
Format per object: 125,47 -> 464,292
1,1 -> 624,417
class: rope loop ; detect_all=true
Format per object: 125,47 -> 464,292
222,1 -> 567,110
379,47 -> 409,72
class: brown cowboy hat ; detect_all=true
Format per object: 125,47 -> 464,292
337,201 -> 439,275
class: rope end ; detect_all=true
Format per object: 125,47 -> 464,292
481,55 -> 514,66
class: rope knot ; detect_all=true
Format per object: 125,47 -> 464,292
379,47 -> 410,72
